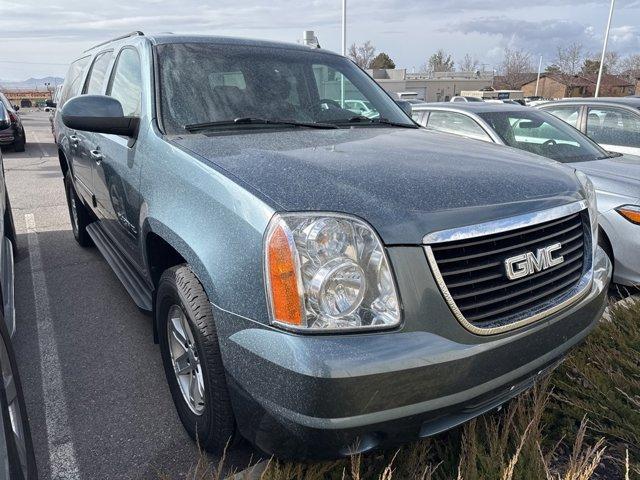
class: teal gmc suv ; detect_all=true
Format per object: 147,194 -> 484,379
54,31 -> 610,459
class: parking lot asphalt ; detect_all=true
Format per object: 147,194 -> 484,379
3,110 -> 257,479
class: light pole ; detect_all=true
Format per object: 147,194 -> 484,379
595,0 -> 615,98
534,55 -> 542,97
340,0 -> 346,107
341,0 -> 346,56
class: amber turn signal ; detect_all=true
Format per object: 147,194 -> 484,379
265,223 -> 304,327
616,205 -> 640,225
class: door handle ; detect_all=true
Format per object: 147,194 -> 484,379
90,150 -> 103,164
69,134 -> 80,146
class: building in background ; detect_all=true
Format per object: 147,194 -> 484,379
519,73 -> 634,99
368,69 -> 493,102
0,89 -> 52,108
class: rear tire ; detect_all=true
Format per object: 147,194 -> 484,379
12,139 -> 25,153
64,172 -> 93,247
4,193 -> 17,255
157,265 -> 237,453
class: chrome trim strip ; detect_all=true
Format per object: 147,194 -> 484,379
423,202 -> 593,335
422,200 -> 587,244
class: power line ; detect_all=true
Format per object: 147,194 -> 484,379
0,59 -> 67,66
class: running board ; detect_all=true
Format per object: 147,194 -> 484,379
86,222 -> 153,311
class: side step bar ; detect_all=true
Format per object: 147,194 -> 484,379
86,222 -> 153,311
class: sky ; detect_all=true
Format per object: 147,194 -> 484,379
0,0 -> 639,82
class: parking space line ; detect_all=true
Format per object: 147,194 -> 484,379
30,130 -> 50,158
25,213 -> 81,480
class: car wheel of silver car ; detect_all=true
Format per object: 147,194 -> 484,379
64,172 -> 93,247
157,264 -> 237,452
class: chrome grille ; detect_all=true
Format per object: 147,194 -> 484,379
425,204 -> 592,334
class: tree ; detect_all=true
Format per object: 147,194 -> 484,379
370,52 -> 396,69
545,64 -> 562,74
427,49 -> 455,73
620,53 -> 640,80
604,51 -> 621,74
581,58 -> 602,75
582,51 -> 620,76
348,41 -> 376,69
554,42 -> 584,75
458,53 -> 479,72
500,47 -> 533,89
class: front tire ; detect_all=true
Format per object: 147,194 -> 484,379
64,172 -> 92,247
157,265 -> 237,453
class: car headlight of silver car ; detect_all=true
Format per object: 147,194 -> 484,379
575,170 -> 598,258
264,213 -> 401,332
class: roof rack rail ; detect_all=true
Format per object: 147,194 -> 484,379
84,31 -> 145,52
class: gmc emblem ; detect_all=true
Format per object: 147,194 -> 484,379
504,243 -> 564,280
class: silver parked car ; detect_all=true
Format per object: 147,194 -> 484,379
538,97 -> 640,157
412,102 -> 640,287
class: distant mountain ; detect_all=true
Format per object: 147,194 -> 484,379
0,77 -> 64,90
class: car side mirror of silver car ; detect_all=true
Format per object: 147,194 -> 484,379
61,95 -> 139,137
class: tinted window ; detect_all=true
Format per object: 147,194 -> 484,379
84,52 -> 113,95
427,111 -> 491,141
586,106 -> 640,148
59,56 -> 91,106
107,48 -> 142,117
478,109 -> 609,163
544,105 -> 580,128
156,43 -> 414,134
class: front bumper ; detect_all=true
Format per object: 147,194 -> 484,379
215,247 -> 610,459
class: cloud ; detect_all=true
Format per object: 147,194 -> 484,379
450,16 -> 640,59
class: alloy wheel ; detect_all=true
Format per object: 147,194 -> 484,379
167,305 -> 205,415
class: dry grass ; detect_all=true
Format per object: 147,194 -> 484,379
160,297 -> 639,480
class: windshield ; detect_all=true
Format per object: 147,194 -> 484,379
477,109 -> 611,163
156,43 -> 414,134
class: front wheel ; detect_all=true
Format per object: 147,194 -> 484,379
64,172 -> 93,247
157,265 -> 237,453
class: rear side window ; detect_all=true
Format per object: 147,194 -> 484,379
427,111 -> 491,142
59,56 -> 91,106
586,106 -> 640,148
84,51 -> 113,95
543,105 -> 581,128
107,48 -> 142,117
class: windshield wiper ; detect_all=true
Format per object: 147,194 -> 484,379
329,116 -> 417,128
184,117 -> 338,132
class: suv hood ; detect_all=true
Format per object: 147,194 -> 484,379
171,128 -> 583,245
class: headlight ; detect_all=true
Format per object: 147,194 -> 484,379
264,213 -> 401,332
575,170 -> 598,258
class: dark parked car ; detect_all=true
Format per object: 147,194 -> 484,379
55,32 -> 610,459
0,94 -> 25,153
538,97 -> 640,157
0,146 -> 35,478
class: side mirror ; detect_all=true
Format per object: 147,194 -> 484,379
61,95 -> 138,137
13,105 -> 19,112
46,99 -> 57,108
395,100 -> 412,117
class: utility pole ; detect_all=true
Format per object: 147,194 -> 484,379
595,0 -> 615,98
534,55 -> 542,97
